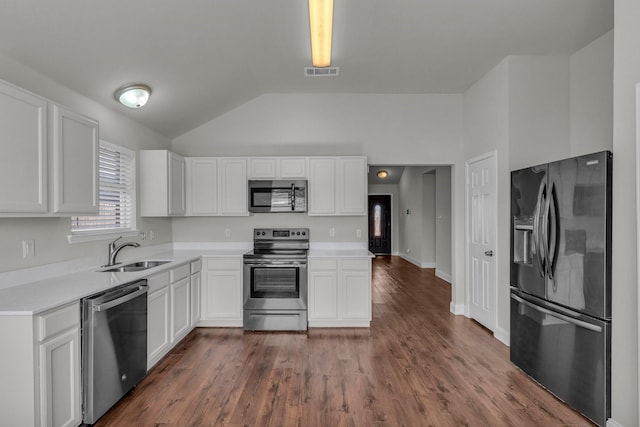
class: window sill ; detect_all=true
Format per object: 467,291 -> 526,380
67,229 -> 139,244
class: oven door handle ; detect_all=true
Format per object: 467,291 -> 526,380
244,261 -> 306,267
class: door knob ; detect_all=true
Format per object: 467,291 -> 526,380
484,250 -> 493,257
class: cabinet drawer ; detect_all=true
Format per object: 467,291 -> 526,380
207,258 -> 241,270
38,302 -> 79,341
309,259 -> 337,270
170,264 -> 190,282
147,270 -> 170,293
342,259 -> 370,271
190,259 -> 202,274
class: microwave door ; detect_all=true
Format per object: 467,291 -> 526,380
271,189 -> 292,210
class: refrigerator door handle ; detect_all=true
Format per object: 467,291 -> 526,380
542,181 -> 553,283
547,182 -> 558,283
533,181 -> 547,277
511,293 -> 603,332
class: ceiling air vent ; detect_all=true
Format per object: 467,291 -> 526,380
304,67 -> 339,77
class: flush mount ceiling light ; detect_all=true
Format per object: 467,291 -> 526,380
114,83 -> 152,108
377,170 -> 389,179
308,0 -> 334,67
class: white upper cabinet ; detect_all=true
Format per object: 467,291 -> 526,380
249,157 -> 278,179
186,157 -> 218,215
0,81 -> 48,213
51,104 -> 99,214
279,157 -> 307,178
0,79 -> 100,216
219,158 -> 248,216
249,157 -> 307,179
308,157 -> 336,215
308,156 -> 367,216
185,157 -> 248,216
336,157 -> 367,215
140,150 -> 186,216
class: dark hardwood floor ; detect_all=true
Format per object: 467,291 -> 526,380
96,256 -> 593,426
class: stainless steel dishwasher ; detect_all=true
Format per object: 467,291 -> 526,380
81,280 -> 148,424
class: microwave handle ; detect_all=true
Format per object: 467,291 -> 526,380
291,183 -> 295,211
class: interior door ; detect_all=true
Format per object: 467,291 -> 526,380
368,195 -> 391,255
466,153 -> 497,331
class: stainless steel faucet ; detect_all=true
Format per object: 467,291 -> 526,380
107,236 -> 141,266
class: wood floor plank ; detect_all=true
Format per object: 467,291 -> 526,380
95,256 -> 594,426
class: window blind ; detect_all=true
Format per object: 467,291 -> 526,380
71,142 -> 135,233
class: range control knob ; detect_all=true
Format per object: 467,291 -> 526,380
302,231 -> 306,235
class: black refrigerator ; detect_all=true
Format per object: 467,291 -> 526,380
510,150 -> 612,426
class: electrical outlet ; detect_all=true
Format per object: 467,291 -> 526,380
149,230 -> 155,240
140,232 -> 146,241
356,229 -> 362,238
225,228 -> 231,238
22,239 -> 35,258
329,228 -> 335,237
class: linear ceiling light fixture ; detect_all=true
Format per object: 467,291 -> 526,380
114,83 -> 152,108
308,0 -> 334,67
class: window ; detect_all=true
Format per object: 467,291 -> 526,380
373,203 -> 382,237
69,141 -> 136,242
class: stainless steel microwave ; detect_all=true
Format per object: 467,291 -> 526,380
248,180 -> 307,213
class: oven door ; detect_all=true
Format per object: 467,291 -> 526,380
243,260 -> 307,310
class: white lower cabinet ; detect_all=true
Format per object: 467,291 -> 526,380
190,259 -> 202,327
38,302 -> 82,427
147,286 -> 171,369
200,257 -> 243,326
147,260 -> 199,370
308,257 -> 371,327
171,277 -> 191,344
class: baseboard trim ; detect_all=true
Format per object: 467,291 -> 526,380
606,419 -> 626,427
494,327 -> 510,346
435,269 -> 452,283
399,253 -> 436,269
450,302 -> 465,315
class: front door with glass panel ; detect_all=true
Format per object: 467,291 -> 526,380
368,194 -> 392,255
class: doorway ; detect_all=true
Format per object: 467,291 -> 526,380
368,195 -> 392,255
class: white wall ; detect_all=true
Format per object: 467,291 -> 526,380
612,1 -> 640,424
368,183 -> 400,254
0,53 -> 172,273
435,166 -> 452,281
570,31 -> 614,157
421,173 -> 436,266
508,55 -> 571,170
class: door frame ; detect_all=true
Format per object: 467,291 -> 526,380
368,192 -> 394,255
464,150 -> 498,331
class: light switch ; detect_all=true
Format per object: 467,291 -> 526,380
329,228 -> 335,237
356,229 -> 362,238
22,239 -> 35,258
225,228 -> 231,237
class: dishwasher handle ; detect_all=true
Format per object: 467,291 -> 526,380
93,283 -> 148,312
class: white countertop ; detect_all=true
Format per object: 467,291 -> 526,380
0,242 -> 370,316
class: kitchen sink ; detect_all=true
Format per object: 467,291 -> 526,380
100,260 -> 171,272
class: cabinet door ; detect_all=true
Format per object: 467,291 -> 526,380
249,157 -> 278,179
51,104 -> 99,214
308,270 -> 339,320
186,158 -> 218,215
0,82 -> 48,213
39,327 -> 81,427
337,157 -> 367,215
219,158 -> 248,215
280,157 -> 307,178
148,287 -> 171,368
168,151 -> 186,215
190,271 -> 201,326
171,277 -> 191,342
342,270 -> 371,320
204,270 -> 242,320
308,158 -> 336,215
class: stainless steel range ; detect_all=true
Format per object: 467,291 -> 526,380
243,228 -> 309,331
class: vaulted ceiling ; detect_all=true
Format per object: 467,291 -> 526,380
0,0 -> 613,138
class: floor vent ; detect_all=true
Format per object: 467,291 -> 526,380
304,67 -> 340,77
